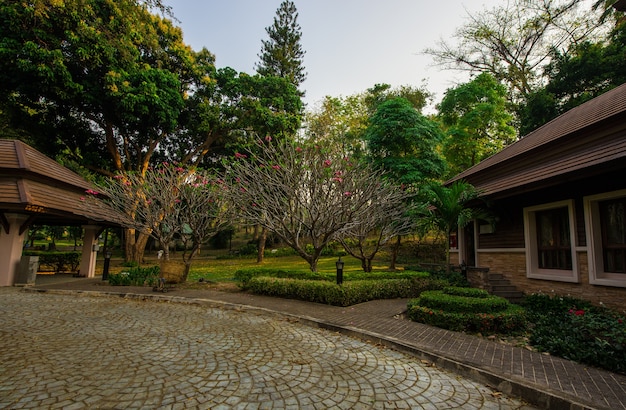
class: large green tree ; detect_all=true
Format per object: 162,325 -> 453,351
365,98 -> 447,187
424,0 -> 606,102
437,73 -> 516,176
0,0 -> 195,176
519,20 -> 626,134
256,0 -> 306,94
305,84 -> 431,159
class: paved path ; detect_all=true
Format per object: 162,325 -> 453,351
0,287 -> 535,409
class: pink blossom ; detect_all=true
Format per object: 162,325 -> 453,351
265,136 -> 272,142
323,159 -> 332,167
295,147 -> 302,152
235,152 -> 247,159
175,199 -> 181,203
85,189 -> 99,195
344,191 -> 352,196
175,167 -> 185,172
113,175 -> 123,179
80,196 -> 85,201
272,165 -> 281,170
333,177 -> 343,183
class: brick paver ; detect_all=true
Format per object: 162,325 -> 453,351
16,276 -> 626,409
0,287 -> 536,409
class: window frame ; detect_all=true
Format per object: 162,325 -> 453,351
523,200 -> 579,282
584,189 -> 626,288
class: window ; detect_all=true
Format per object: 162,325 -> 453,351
524,200 -> 579,282
600,198 -> 626,273
536,208 -> 572,270
585,190 -> 626,287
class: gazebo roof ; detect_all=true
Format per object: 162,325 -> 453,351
0,139 -> 127,228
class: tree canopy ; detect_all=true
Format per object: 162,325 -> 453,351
365,98 -> 447,187
256,0 -> 307,95
438,73 -> 516,175
424,0 -> 606,102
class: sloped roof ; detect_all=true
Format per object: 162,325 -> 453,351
0,139 -> 128,226
447,82 -> 626,198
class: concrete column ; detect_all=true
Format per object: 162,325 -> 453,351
0,214 -> 29,286
79,225 -> 100,278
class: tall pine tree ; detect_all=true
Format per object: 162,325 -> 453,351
256,0 -> 307,95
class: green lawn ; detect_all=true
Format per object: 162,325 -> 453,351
102,253 -> 403,283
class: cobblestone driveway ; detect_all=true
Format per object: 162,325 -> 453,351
0,289 -> 536,409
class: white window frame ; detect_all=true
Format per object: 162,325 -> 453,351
523,199 -> 579,282
584,189 -> 626,288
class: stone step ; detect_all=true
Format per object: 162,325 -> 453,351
491,285 -> 518,292
489,279 -> 512,286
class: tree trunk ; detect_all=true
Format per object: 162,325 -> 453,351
257,227 -> 267,263
388,236 -> 401,270
124,228 -> 150,264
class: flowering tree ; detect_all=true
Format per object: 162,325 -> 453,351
338,193 -> 415,272
90,163 -> 232,280
227,137 -> 410,272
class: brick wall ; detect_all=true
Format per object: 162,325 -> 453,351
476,250 -> 626,312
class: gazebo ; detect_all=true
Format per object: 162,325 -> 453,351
0,139 -> 127,286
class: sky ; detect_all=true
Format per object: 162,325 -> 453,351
162,0 -> 504,111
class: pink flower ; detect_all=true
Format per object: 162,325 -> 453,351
85,189 -> 99,195
175,199 -> 181,203
113,175 -> 123,179
295,147 -> 302,152
235,152 -> 247,159
333,177 -> 343,183
265,136 -> 272,142
272,165 -> 281,170
323,159 -> 332,167
574,310 -> 585,316
79,196 -> 85,201
175,167 -> 185,172
344,191 -> 352,196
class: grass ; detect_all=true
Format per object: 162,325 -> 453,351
100,253 -> 402,283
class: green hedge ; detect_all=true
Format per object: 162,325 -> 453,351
407,287 -> 526,334
243,276 -> 445,306
234,267 -> 431,289
108,265 -> 160,286
23,251 -> 81,272
417,290 -> 509,314
407,302 -> 526,334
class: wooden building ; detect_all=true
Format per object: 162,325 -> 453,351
447,83 -> 626,310
0,139 -> 126,286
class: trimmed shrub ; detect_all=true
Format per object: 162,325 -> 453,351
244,276 -> 445,306
24,251 -> 81,272
417,290 -> 509,314
407,302 -> 526,333
234,268 -> 432,289
407,287 -> 526,334
108,265 -> 160,286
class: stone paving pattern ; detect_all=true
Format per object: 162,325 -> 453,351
1,288 -> 536,409
7,276 -> 626,409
